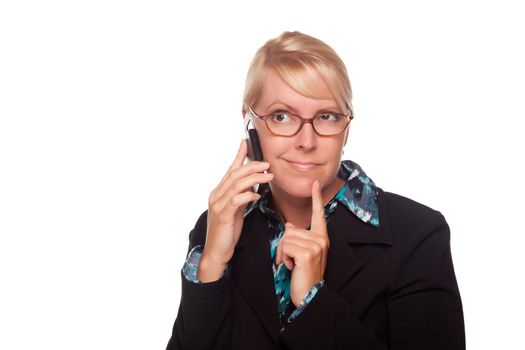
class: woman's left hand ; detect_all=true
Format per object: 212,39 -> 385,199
275,180 -> 330,307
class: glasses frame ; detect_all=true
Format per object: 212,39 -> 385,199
247,106 -> 354,137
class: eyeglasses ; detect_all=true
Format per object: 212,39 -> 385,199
247,106 -> 353,137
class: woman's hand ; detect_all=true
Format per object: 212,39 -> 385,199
198,140 -> 274,282
275,180 -> 330,307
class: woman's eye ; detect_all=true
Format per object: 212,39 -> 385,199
319,113 -> 340,121
271,113 -> 290,123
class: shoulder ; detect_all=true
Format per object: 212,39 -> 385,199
381,188 -> 443,225
378,188 -> 450,245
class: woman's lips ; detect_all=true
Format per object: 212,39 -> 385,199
285,160 -> 320,172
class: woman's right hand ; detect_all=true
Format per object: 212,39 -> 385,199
197,140 -> 273,282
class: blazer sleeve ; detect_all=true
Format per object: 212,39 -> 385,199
166,210 -> 233,350
278,211 -> 465,350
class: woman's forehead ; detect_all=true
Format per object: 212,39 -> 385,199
256,69 -> 338,112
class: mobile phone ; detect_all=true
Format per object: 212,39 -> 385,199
244,109 -> 268,195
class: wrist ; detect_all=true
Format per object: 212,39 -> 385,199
197,253 -> 228,282
292,273 -> 324,307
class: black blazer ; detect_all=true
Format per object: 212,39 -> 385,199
167,187 -> 465,349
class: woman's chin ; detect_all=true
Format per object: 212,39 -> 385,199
271,178 -> 316,198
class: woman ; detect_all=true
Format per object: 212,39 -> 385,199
166,31 -> 465,350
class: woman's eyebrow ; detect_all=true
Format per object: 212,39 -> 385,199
317,107 -> 342,114
265,101 -> 340,114
265,101 -> 298,113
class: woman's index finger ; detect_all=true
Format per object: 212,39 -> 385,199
310,180 -> 327,235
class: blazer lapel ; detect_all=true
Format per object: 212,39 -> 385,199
231,210 -> 281,342
325,188 -> 393,292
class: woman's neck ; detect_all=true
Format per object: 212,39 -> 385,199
270,177 -> 345,229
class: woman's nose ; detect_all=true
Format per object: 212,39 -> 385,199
294,122 -> 317,151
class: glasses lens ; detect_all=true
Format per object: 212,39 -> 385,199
266,112 -> 302,136
313,114 -> 348,135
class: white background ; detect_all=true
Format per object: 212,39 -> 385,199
1,1 -> 523,349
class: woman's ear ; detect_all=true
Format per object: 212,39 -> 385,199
241,106 -> 247,118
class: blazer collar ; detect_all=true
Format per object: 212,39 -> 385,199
330,186 -> 392,246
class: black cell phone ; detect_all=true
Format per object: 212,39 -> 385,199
244,109 -> 268,195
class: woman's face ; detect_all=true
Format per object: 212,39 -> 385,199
250,69 -> 349,199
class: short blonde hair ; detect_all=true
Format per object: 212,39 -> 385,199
243,31 -> 353,117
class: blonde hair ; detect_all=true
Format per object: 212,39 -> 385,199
243,31 -> 353,117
